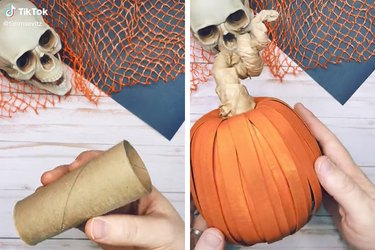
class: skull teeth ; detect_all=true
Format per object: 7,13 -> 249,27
39,71 -> 63,83
28,68 -> 72,96
32,75 -> 65,86
49,76 -> 65,86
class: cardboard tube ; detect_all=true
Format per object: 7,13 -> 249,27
14,140 -> 152,245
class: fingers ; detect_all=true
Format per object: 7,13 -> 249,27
294,104 -> 367,177
40,165 -> 70,186
195,228 -> 225,250
85,214 -> 178,248
193,215 -> 207,232
315,156 -> 371,222
295,103 -> 375,191
322,192 -> 342,232
137,187 -> 181,217
69,150 -> 103,171
85,187 -> 184,248
40,150 -> 103,186
294,103 -> 353,162
191,215 -> 209,248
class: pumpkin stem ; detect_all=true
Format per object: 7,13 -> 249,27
212,37 -> 258,119
212,11 -> 278,119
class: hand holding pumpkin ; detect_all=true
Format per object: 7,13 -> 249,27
295,103 -> 375,250
191,103 -> 375,249
194,227 -> 225,250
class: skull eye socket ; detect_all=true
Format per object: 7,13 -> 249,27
226,10 -> 249,31
198,26 -> 217,38
197,25 -> 219,45
40,55 -> 52,65
39,30 -> 57,50
16,51 -> 35,72
40,54 -> 55,71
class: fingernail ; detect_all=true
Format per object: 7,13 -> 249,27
90,218 -> 108,240
202,230 -> 223,248
317,157 -> 333,175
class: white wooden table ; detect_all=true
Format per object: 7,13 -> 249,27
0,83 -> 185,249
190,64 -> 375,250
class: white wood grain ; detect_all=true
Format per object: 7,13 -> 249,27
191,64 -> 375,250
0,142 -> 184,193
0,239 -> 99,249
0,84 -> 185,249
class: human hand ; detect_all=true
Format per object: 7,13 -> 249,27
41,150 -> 184,250
295,103 -> 375,250
190,199 -> 225,250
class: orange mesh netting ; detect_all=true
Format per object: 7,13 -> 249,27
0,78 -> 59,118
190,0 -> 374,92
1,0 -> 185,118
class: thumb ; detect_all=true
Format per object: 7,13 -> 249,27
85,214 -> 174,248
315,156 -> 369,220
195,228 -> 225,250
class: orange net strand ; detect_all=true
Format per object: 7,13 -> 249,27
37,0 -> 185,96
0,76 -> 60,118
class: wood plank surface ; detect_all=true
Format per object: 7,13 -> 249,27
0,85 -> 185,249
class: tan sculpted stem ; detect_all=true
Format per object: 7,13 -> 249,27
212,10 -> 279,119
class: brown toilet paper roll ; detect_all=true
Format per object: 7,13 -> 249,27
14,140 -> 152,246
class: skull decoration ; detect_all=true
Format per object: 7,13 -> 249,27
191,0 -> 254,52
0,0 -> 71,96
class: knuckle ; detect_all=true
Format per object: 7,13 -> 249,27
76,150 -> 102,161
75,151 -> 90,160
338,173 -> 356,194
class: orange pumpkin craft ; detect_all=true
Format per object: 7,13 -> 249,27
190,7 -> 322,246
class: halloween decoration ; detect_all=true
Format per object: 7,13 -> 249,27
190,0 -> 375,94
1,0 -> 184,120
0,0 -> 71,96
14,140 -> 152,246
190,4 -> 322,245
190,0 -> 254,53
